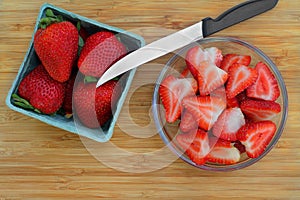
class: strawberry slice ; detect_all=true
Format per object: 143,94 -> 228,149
189,61 -> 228,96
205,47 -> 223,67
207,138 -> 241,165
182,96 -> 226,130
186,46 -> 223,71
233,140 -> 246,154
240,99 -> 281,121
211,87 -> 239,108
180,110 -> 198,133
180,67 -> 191,78
211,86 -> 226,97
236,91 -> 249,103
212,107 -> 245,141
226,96 -> 239,108
226,63 -> 258,99
237,121 -> 276,158
186,46 -> 227,96
176,129 -> 210,165
246,62 -> 280,101
159,75 -> 198,123
220,54 -> 251,72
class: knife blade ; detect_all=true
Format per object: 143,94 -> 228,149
97,0 -> 279,87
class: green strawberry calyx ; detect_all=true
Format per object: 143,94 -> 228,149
76,21 -> 85,56
83,76 -> 120,84
84,76 -> 98,84
11,93 -> 41,114
39,9 -> 64,29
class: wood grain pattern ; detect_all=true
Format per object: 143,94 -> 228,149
1,0 -> 300,199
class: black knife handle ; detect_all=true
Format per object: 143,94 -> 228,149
202,0 -> 279,37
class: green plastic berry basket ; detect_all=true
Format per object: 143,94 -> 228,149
6,3 -> 145,142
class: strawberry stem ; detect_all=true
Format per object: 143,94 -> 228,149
78,36 -> 84,56
76,21 -> 85,56
45,9 -> 55,17
39,9 -> 63,29
76,21 -> 81,31
11,94 -> 41,114
84,76 -> 98,83
112,76 -> 120,81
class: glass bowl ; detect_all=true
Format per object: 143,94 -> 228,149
152,37 -> 288,171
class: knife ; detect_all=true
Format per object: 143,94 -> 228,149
97,0 -> 279,87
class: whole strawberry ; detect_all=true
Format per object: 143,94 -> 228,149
34,11 -> 79,83
78,31 -> 127,78
73,80 -> 121,128
62,70 -> 77,115
16,64 -> 65,114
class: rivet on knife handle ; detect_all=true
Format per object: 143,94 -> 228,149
202,0 -> 279,37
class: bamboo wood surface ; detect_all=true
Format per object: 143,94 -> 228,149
0,0 -> 300,199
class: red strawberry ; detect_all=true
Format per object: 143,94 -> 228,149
78,31 -> 127,78
226,63 -> 258,99
240,99 -> 281,121
17,65 -> 65,114
176,129 -> 210,165
207,138 -> 240,165
180,110 -> 198,133
79,27 -> 89,42
233,140 -> 246,154
236,91 -> 249,103
220,54 -> 251,72
237,121 -> 276,158
246,62 -> 280,101
182,96 -> 226,130
226,96 -> 239,108
34,21 -> 79,83
180,67 -> 191,78
211,86 -> 226,100
186,46 -> 223,72
159,75 -> 198,123
211,87 -> 239,108
73,80 -> 121,128
205,47 -> 223,67
62,71 -> 77,115
212,107 -> 245,141
186,46 -> 227,96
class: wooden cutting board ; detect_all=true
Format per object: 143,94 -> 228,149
0,0 -> 299,199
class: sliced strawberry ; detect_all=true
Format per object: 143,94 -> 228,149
180,110 -> 198,133
226,63 -> 258,99
237,121 -> 276,158
185,46 -> 206,79
226,96 -> 239,108
176,129 -> 210,165
180,67 -> 191,78
211,86 -> 226,100
246,62 -> 280,101
182,96 -> 226,130
207,138 -> 240,165
186,46 -> 223,73
236,91 -> 249,103
205,47 -> 223,67
211,87 -> 239,108
186,46 -> 227,96
212,107 -> 245,141
233,140 -> 246,154
192,61 -> 228,96
220,54 -> 251,72
240,99 -> 281,121
159,75 -> 198,123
